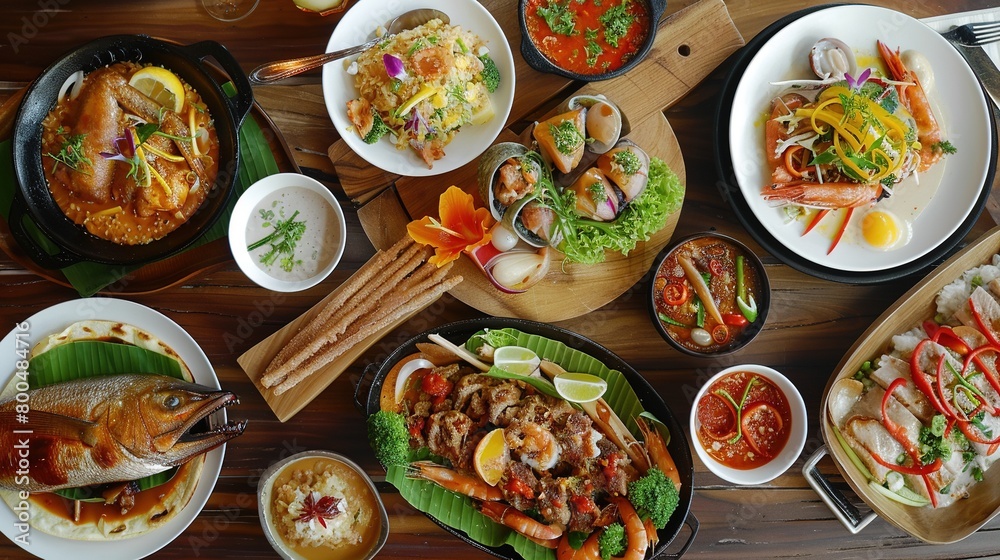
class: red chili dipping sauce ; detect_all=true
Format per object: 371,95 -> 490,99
696,370 -> 792,469
524,0 -> 650,75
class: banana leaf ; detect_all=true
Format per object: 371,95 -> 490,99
27,340 -> 185,501
385,328 -> 648,560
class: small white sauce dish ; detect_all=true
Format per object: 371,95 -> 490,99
690,364 -> 807,485
229,173 -> 346,292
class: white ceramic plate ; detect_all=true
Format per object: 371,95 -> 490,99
729,5 -> 992,272
322,0 -> 515,177
0,299 -> 226,560
229,173 -> 347,292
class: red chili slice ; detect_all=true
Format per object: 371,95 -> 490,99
662,282 -> 689,306
722,313 -> 749,327
711,324 -> 730,344
882,377 -> 925,459
969,296 -> 1000,347
958,418 -> 1000,445
708,258 -> 724,277
870,450 -> 942,476
967,344 -> 1000,401
935,325 -> 971,355
910,339 -> 949,415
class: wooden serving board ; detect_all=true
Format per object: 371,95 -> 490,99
821,225 -> 1000,543
237,265 -> 431,422
330,0 -> 745,321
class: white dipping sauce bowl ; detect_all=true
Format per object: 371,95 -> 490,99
229,173 -> 346,292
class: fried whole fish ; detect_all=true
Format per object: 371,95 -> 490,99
0,374 -> 246,492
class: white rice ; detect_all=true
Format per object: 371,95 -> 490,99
935,254 -> 1000,322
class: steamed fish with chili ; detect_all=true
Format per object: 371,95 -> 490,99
762,39 -> 955,253
42,63 -> 219,245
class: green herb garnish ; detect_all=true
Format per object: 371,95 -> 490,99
46,130 -> 92,174
932,140 -> 957,155
538,0 -> 576,36
549,120 -> 584,155
612,149 -> 641,175
599,0 -> 635,48
584,28 -> 602,66
249,209 -> 307,272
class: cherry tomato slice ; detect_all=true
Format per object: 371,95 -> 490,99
722,313 -> 749,327
708,258 -> 724,277
711,324 -> 730,344
662,282 -> 688,306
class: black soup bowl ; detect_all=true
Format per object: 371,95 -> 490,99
519,0 -> 667,81
10,34 -> 254,269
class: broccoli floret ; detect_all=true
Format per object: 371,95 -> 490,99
479,54 -> 500,93
363,111 -> 391,144
627,467 -> 679,529
598,522 -> 626,560
366,410 -> 410,467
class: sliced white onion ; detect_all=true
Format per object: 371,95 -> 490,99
488,248 -> 550,291
58,70 -> 85,102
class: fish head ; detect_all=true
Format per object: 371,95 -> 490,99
108,375 -> 246,465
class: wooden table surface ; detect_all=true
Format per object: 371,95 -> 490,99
2,0 -> 999,558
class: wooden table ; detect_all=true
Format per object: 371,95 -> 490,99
1,0 -> 999,558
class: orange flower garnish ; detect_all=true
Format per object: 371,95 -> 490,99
407,186 -> 494,266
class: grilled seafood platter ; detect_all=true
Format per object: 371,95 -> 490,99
366,322 -> 693,559
819,228 -> 1000,542
0,319 -> 245,540
41,61 -> 218,245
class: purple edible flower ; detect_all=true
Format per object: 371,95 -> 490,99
382,54 -> 406,80
845,68 -> 871,91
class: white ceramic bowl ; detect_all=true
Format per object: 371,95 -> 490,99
689,364 -> 807,485
229,173 -> 346,292
257,450 -> 389,560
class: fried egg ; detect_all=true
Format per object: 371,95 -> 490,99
861,209 -> 907,250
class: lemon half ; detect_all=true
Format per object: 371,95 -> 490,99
129,67 -> 185,113
473,428 -> 509,486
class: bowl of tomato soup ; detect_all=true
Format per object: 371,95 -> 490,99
519,0 -> 666,80
690,365 -> 807,485
649,232 -> 770,356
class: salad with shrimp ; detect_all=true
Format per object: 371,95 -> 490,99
367,327 -> 684,559
762,39 -> 956,254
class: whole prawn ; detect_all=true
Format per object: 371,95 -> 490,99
761,181 -> 883,209
877,41 -> 944,172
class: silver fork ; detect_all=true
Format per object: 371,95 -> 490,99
940,21 -> 1000,47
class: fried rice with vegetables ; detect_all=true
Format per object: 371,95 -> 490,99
347,18 -> 498,168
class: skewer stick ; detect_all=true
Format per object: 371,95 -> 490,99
427,334 -> 491,372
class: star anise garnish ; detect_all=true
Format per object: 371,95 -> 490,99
294,491 -> 343,529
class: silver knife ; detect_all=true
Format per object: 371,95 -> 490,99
947,41 -> 1000,111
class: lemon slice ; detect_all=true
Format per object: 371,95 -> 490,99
553,372 -> 608,403
473,428 -> 509,486
129,67 -> 185,112
493,346 -> 540,376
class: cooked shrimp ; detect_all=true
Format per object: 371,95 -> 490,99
411,46 -> 455,81
346,98 -> 374,138
637,417 -> 681,490
761,181 -> 882,209
764,93 -> 808,168
505,422 -> 561,472
877,41 -> 944,172
479,500 -> 564,541
407,461 -> 504,501
556,531 -> 600,560
608,497 -> 649,560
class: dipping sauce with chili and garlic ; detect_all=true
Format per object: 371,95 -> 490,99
524,0 -> 650,75
651,234 -> 765,355
695,370 -> 792,469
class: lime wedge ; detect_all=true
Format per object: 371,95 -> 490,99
493,345 -> 540,376
553,372 -> 608,403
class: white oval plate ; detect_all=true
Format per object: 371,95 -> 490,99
0,299 -> 226,560
229,173 -> 347,292
322,0 -> 515,177
729,5 -> 992,272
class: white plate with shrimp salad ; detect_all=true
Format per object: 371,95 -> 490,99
322,0 -> 515,177
729,5 -> 992,273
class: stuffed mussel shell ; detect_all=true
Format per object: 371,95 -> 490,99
477,142 -> 544,222
559,94 -> 630,155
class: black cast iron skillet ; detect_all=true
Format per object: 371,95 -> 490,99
10,34 -> 254,269
519,0 -> 667,81
355,318 -> 699,559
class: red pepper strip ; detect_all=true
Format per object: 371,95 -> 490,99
923,475 -> 939,508
969,295 -> 1000,347
828,207 -> 854,255
958,419 -> 1000,445
934,325 -> 971,356
922,319 -> 940,340
935,353 -> 962,420
722,313 -> 749,327
910,339 -> 949,415
783,145 -> 808,178
870,450 -> 942,476
967,344 -> 1000,399
802,209 -> 830,236
990,441 -> 1000,456
882,377 -> 925,459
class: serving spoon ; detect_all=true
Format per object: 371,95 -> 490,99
248,8 -> 449,85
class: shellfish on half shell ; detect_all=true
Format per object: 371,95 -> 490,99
477,142 -> 544,222
809,38 -> 857,81
560,94 -> 630,155
596,140 -> 650,203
